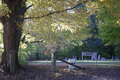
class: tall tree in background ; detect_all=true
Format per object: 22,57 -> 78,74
95,0 -> 120,59
86,0 -> 120,59
95,0 -> 120,45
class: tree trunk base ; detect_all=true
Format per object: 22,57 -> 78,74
0,62 -> 26,73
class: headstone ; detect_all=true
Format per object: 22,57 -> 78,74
91,56 -> 93,60
79,58 -> 80,60
75,56 -> 77,60
91,56 -> 95,61
95,56 -> 97,60
117,57 -> 119,60
64,57 -> 67,61
98,55 -> 100,61
115,57 -> 117,60
68,59 -> 76,69
92,56 -> 97,61
111,56 -> 114,61
101,57 -> 106,61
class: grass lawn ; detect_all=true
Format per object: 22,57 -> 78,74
26,60 -> 120,68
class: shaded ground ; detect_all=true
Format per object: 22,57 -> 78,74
0,64 -> 120,80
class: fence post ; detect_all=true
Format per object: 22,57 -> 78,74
51,52 -> 56,72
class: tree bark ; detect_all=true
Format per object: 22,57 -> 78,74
0,0 -> 27,73
0,17 -> 23,72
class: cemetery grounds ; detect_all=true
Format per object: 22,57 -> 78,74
0,59 -> 120,80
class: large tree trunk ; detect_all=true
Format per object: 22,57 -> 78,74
1,18 -> 21,72
0,0 -> 27,73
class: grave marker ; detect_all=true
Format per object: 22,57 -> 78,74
75,56 -> 77,60
64,57 -> 67,61
101,57 -> 106,61
98,55 -> 100,61
68,59 -> 76,69
111,56 -> 114,61
117,57 -> 119,60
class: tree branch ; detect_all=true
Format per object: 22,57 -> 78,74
25,5 -> 33,12
23,0 -> 88,19
24,40 -> 43,44
57,57 -> 85,70
21,35 -> 26,43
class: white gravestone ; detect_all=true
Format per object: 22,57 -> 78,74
98,55 -> 100,61
111,56 -> 114,61
68,59 -> 76,69
101,57 -> 106,61
46,59 -> 48,62
64,57 -> 67,61
91,56 -> 94,60
75,56 -> 77,60
92,56 -> 96,61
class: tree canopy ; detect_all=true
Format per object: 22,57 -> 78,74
87,0 -> 120,45
0,0 -> 92,45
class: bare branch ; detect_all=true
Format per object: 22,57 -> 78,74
21,34 -> 43,44
21,35 -> 26,43
42,6 -> 64,22
26,5 -> 33,11
24,40 -> 43,44
57,57 -> 85,70
23,0 -> 88,19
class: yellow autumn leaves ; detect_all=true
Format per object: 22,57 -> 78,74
0,3 -> 11,18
